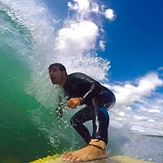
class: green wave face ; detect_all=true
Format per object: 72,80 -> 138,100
0,4 -> 80,163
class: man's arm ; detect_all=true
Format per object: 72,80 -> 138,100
82,82 -> 101,101
74,73 -> 103,103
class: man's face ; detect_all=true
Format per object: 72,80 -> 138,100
49,66 -> 64,85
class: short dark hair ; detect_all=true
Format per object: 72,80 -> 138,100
48,63 -> 67,74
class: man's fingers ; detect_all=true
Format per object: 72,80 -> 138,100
71,104 -> 76,109
67,99 -> 73,107
67,98 -> 82,109
67,99 -> 76,108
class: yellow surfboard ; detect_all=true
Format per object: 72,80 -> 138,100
30,154 -> 156,163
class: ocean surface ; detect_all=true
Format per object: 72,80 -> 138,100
0,1 -> 162,163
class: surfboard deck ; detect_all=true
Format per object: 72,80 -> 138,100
30,154 -> 156,163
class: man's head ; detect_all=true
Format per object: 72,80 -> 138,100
48,63 -> 67,86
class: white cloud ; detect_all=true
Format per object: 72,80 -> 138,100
158,67 -> 163,77
68,0 -> 101,15
68,0 -> 115,21
68,0 -> 90,12
91,1 -> 100,13
109,72 -> 163,106
104,9 -> 115,20
158,67 -> 163,71
56,20 -> 98,52
137,73 -> 163,96
99,40 -> 106,51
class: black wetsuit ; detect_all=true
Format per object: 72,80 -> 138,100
63,72 -> 116,145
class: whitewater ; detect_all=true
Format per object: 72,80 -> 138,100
0,0 -> 162,162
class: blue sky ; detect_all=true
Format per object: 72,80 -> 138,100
103,0 -> 163,82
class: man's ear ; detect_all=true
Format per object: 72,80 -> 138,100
62,70 -> 66,76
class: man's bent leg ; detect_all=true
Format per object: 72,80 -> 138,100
62,102 -> 108,162
70,106 -> 93,144
91,89 -> 115,145
92,106 -> 109,145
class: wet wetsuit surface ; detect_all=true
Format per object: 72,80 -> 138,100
63,72 -> 116,144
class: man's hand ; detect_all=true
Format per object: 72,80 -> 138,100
67,97 -> 83,109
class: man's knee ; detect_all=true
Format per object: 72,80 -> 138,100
99,107 -> 109,121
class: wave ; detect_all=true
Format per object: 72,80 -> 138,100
0,1 -> 110,162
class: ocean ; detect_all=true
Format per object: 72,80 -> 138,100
0,1 -> 162,163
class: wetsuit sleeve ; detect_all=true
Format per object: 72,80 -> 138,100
82,80 -> 102,103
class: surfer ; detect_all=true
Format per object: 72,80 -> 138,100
48,63 -> 116,162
